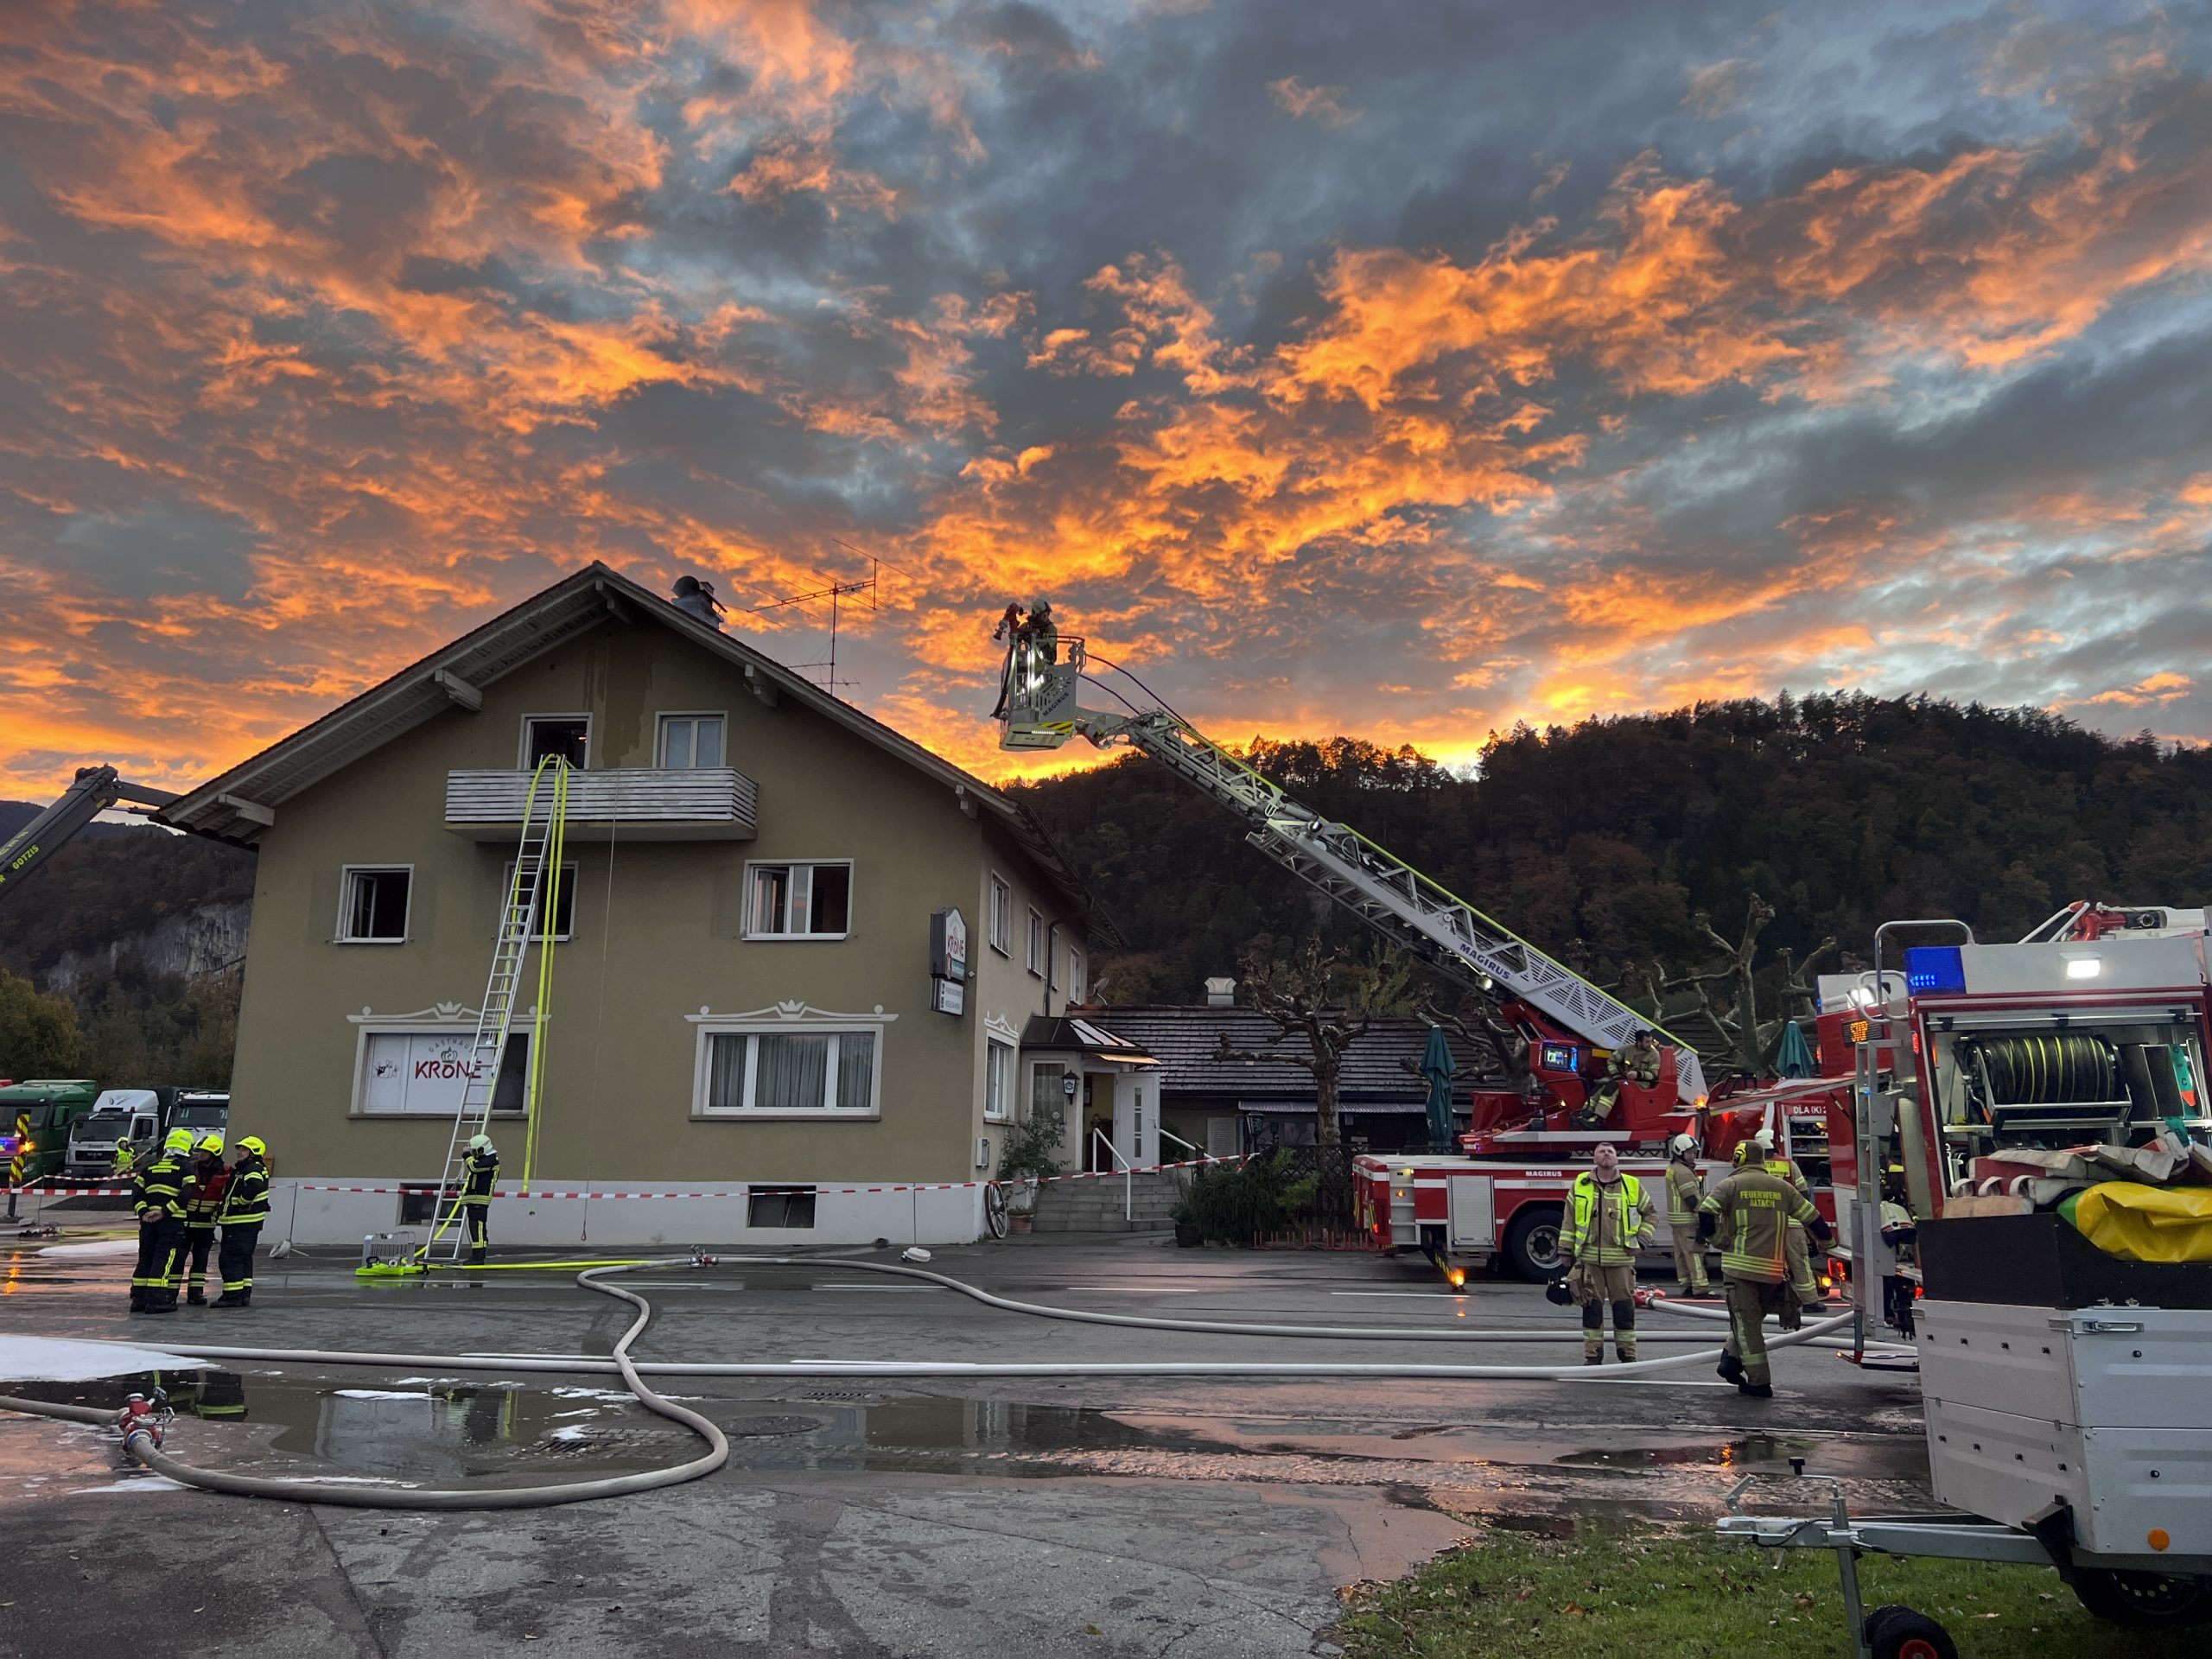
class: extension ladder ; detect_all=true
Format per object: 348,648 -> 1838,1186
422,756 -> 569,1259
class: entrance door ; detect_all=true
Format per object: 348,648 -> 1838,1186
1083,1075 -> 1113,1170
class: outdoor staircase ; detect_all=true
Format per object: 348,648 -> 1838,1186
1031,1168 -> 1191,1234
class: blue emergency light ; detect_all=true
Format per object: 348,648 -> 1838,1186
1903,945 -> 1967,995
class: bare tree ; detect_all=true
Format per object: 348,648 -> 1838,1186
1632,893 -> 1837,1077
1215,938 -> 1416,1147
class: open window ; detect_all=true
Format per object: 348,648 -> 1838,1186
338,867 -> 412,944
746,861 -> 852,938
521,715 -> 589,770
503,861 -> 578,941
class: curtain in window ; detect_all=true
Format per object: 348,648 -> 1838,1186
757,1033 -> 830,1109
708,1033 -> 749,1111
837,1033 -> 874,1110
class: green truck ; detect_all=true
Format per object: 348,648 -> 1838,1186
0,1078 -> 102,1185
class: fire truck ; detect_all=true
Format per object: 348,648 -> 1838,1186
993,624 -> 1847,1278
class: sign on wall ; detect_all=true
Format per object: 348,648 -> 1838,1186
359,1031 -> 525,1116
929,907 -> 969,1017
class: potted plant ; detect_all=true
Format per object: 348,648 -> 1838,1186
996,1105 -> 1066,1235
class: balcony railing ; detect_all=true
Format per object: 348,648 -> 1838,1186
445,767 -> 758,840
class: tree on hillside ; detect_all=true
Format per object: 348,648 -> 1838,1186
1632,893 -> 1837,1077
1214,938 -> 1418,1147
0,969 -> 84,1077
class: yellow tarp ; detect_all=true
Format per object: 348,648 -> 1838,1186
2065,1181 -> 2212,1263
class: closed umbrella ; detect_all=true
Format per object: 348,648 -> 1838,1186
1420,1026 -> 1459,1152
1774,1020 -> 1815,1079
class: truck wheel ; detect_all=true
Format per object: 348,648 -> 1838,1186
1502,1206 -> 1565,1282
2069,1568 -> 2212,1625
1863,1605 -> 1956,1659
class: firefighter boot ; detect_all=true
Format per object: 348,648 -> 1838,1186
469,1248 -> 487,1266
1738,1381 -> 1774,1400
1615,1341 -> 1637,1363
1716,1353 -> 1745,1385
212,1292 -> 245,1307
187,1287 -> 207,1306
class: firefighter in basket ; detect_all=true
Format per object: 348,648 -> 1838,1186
1554,1142 -> 1656,1364
1575,1029 -> 1662,1128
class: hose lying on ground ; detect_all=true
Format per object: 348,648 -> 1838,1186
2,1256 -> 1858,1508
0,1260 -> 727,1510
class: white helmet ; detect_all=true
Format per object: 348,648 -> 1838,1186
1752,1127 -> 1775,1152
468,1134 -> 493,1153
1668,1132 -> 1696,1157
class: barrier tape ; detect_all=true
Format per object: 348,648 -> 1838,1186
292,1154 -> 1246,1201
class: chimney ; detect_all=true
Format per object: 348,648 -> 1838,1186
1204,976 -> 1236,1007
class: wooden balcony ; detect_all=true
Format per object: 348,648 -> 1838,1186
444,768 -> 758,841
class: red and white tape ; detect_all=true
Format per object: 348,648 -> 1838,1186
294,1154 -> 1244,1202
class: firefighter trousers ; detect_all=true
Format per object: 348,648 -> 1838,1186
218,1223 -> 261,1303
464,1201 -> 490,1260
181,1227 -> 216,1299
131,1217 -> 186,1311
1722,1277 -> 1794,1387
1783,1221 -> 1820,1312
1573,1262 -> 1637,1360
1669,1225 -> 1708,1293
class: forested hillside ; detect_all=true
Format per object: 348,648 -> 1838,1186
1016,693 -> 2212,1007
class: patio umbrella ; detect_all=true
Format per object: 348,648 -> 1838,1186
1420,1026 -> 1459,1152
1774,1019 -> 1815,1078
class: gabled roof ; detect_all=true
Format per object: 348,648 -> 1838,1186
1092,1007 -> 1498,1101
157,563 -> 1112,936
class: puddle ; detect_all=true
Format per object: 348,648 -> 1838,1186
1556,1434 -> 1815,1470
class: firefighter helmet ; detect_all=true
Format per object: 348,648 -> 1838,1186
196,1132 -> 225,1155
1543,1276 -> 1576,1306
468,1134 -> 494,1154
162,1128 -> 194,1154
1668,1132 -> 1697,1157
237,1135 -> 267,1159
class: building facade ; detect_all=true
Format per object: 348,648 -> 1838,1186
161,564 -> 1103,1247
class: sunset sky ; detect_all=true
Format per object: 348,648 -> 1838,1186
5,0 -> 2212,798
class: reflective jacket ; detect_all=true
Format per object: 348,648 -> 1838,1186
218,1155 -> 270,1225
461,1147 -> 499,1205
1698,1169 -> 1821,1284
1560,1172 -> 1655,1266
1763,1155 -> 1810,1194
1664,1159 -> 1705,1224
182,1158 -> 228,1228
113,1143 -> 136,1176
132,1152 -> 188,1222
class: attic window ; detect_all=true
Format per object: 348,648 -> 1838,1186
522,715 -> 588,769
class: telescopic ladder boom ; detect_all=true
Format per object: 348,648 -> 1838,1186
997,635 -> 1707,1102
423,757 -> 569,1257
0,766 -> 178,904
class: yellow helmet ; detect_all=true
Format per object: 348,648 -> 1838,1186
196,1132 -> 225,1155
237,1135 -> 267,1160
163,1128 -> 194,1154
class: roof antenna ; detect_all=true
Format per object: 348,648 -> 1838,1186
760,558 -> 883,693
671,575 -> 726,630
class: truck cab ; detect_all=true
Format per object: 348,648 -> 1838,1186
60,1088 -> 163,1181
0,1078 -> 99,1184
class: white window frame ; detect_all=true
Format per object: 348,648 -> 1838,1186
346,1014 -> 535,1119
984,1037 -> 1017,1123
988,874 -> 1012,956
1026,907 -> 1045,977
656,710 -> 728,769
688,1008 -> 892,1119
335,864 -> 414,944
500,861 -> 578,943
517,711 -> 593,770
742,859 -> 855,940
1065,944 -> 1084,1003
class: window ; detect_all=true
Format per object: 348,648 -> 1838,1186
502,862 -> 577,941
747,1185 -> 817,1228
358,1031 -> 529,1116
521,715 -> 589,769
985,1039 -> 1016,1122
1065,946 -> 1084,1003
702,1030 -> 879,1114
988,874 -> 1012,955
1030,1061 -> 1068,1122
1026,908 -> 1044,976
658,713 -> 727,769
746,861 -> 852,938
338,867 -> 412,943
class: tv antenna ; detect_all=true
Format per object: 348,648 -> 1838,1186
759,556 -> 885,693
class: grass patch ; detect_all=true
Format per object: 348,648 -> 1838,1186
1332,1522 -> 2203,1657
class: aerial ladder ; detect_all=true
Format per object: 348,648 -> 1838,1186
996,630 -> 1707,1104
0,766 -> 180,904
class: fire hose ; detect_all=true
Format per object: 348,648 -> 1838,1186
1,1256 -> 1859,1510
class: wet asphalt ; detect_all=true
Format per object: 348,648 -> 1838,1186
0,1220 -> 1930,1657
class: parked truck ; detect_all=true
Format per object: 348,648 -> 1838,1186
0,1078 -> 101,1185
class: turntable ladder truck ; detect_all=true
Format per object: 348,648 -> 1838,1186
996,627 -> 1778,1281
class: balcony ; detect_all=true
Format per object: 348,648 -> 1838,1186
445,768 -> 758,841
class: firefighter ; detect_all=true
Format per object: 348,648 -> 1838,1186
461,1134 -> 499,1264
113,1138 -> 135,1178
130,1129 -> 192,1314
178,1133 -> 228,1306
989,602 -> 1027,719
1556,1142 -> 1656,1363
1574,1029 -> 1662,1128
212,1135 -> 270,1308
1663,1131 -> 1709,1295
1027,597 -> 1059,665
1696,1158 -> 1833,1398
1754,1127 -> 1824,1312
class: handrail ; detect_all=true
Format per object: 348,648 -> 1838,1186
1090,1126 -> 1133,1220
1158,1128 -> 1219,1165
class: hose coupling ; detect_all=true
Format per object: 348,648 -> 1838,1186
115,1391 -> 167,1447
